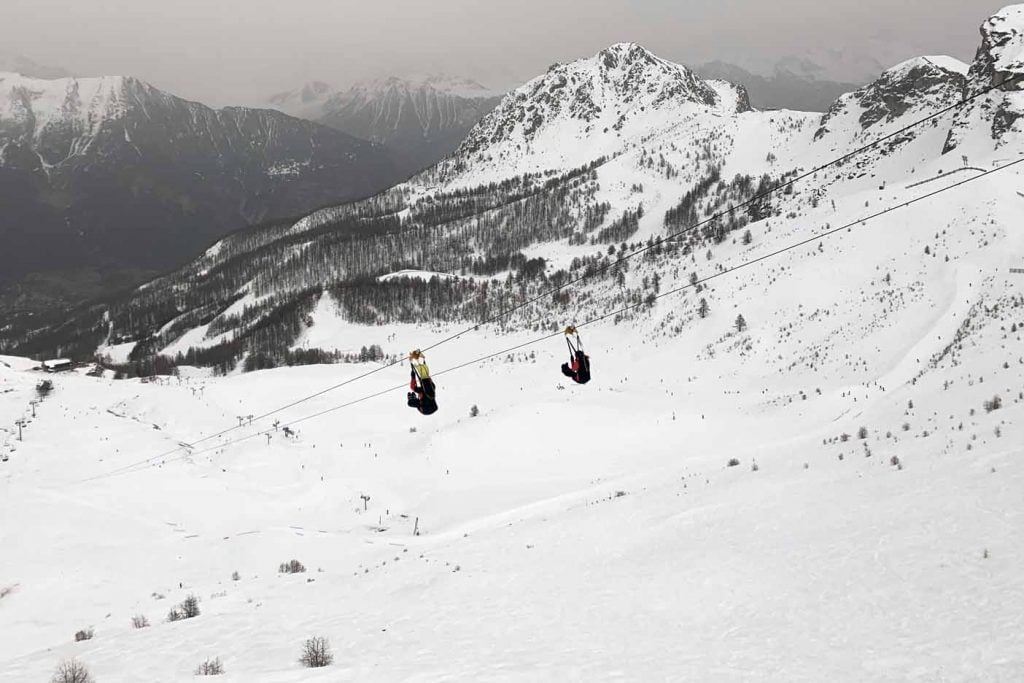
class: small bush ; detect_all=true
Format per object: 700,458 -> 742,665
726,458 -> 740,467
231,571 -> 241,582
469,404 -> 480,418
195,657 -> 224,675
131,614 -> 150,629
51,659 -> 93,683
299,636 -> 334,668
279,559 -> 306,574
984,395 -> 1003,413
181,594 -> 201,618
168,594 -> 199,622
857,426 -> 868,439
74,628 -> 94,642
890,456 -> 901,468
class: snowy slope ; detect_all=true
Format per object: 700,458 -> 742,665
4,6 -> 1024,681
2,163 -> 1024,677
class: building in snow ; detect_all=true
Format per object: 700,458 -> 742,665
40,359 -> 73,373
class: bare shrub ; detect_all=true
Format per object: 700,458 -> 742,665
181,594 -> 201,619
279,559 -> 306,574
74,628 -> 94,642
51,659 -> 93,683
131,614 -> 150,629
167,607 -> 183,622
299,636 -> 333,668
195,657 -> 225,675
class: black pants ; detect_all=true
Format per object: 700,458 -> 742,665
408,392 -> 438,415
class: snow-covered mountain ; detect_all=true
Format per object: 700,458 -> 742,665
8,14 -> 1013,363
3,7 -> 1024,681
10,19 -> 1018,361
266,80 -> 333,120
438,42 -> 749,185
266,75 -> 503,178
0,72 -> 399,298
813,56 -> 969,148
319,76 -> 503,177
945,4 -> 1024,153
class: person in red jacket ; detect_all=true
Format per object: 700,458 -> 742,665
560,328 -> 591,384
561,349 -> 591,384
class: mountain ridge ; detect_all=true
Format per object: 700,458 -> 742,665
265,75 -> 503,178
5,8 -> 1023,368
0,71 -> 401,307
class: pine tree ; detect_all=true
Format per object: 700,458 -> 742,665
735,314 -> 747,332
698,298 -> 710,319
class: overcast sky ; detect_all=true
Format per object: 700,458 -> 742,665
0,0 -> 1005,106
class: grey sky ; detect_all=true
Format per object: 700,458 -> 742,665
0,0 -> 1005,106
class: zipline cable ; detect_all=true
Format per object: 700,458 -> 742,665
88,157 -> 1022,481
94,74 -> 1020,475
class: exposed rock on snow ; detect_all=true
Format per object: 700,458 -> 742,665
945,3 -> 1024,152
814,57 -> 968,141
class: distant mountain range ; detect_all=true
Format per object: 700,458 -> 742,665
21,5 -> 1012,370
266,76 -> 503,178
0,52 -> 70,80
0,72 -> 400,310
694,61 -> 861,112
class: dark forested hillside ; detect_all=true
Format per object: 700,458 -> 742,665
0,72 -> 401,314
